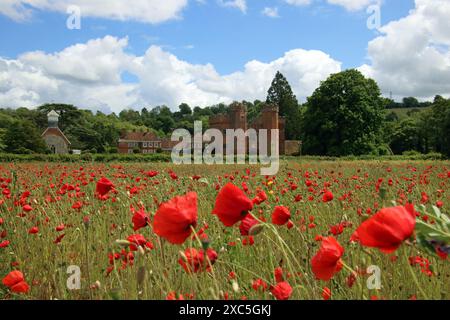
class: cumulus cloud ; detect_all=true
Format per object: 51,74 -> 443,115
0,36 -> 342,112
217,0 -> 247,13
284,0 -> 378,11
262,7 -> 280,18
326,0 -> 379,11
359,0 -> 450,100
0,0 -> 188,23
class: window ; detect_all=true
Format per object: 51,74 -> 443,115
149,142 -> 153,147
143,142 -> 147,148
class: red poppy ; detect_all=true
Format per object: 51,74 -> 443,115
212,183 -> 253,227
271,282 -> 293,300
2,270 -> 30,294
178,248 -> 218,273
96,177 -> 114,196
322,190 -> 334,202
271,206 -> 291,226
322,287 -> 331,300
274,267 -> 284,283
311,237 -> 344,281
28,227 -> 39,234
153,192 -> 198,244
239,214 -> 259,236
252,278 -> 268,292
22,205 -> 32,212
127,234 -> 153,251
351,204 -> 416,253
132,207 -> 150,231
253,190 -> 268,205
0,240 -> 10,248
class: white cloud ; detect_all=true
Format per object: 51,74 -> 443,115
262,7 -> 280,18
0,0 -> 188,23
0,36 -> 342,112
284,0 -> 378,11
218,0 -> 247,13
359,0 -> 450,100
326,0 -> 379,11
284,0 -> 312,6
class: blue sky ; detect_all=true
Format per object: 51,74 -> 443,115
0,0 -> 448,112
0,1 -> 414,73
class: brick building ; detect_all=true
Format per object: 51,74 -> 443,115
118,131 -> 175,154
209,102 -> 290,155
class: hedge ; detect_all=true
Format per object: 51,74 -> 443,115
0,152 -> 446,163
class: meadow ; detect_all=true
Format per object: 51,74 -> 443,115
0,159 -> 449,300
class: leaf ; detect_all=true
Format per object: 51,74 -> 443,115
431,205 -> 441,219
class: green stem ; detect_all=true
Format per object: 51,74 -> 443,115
403,249 -> 429,300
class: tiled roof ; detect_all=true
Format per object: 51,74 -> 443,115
119,131 -> 161,142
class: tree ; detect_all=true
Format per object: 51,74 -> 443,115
426,96 -> 450,156
266,71 -> 301,139
4,120 -> 48,154
402,97 -> 420,109
301,69 -> 386,156
178,103 -> 192,116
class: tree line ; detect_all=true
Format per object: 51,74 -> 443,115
0,69 -> 449,157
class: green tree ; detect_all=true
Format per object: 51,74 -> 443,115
427,96 -> 450,156
4,120 -> 48,154
301,69 -> 386,156
266,71 -> 301,139
402,97 -> 420,109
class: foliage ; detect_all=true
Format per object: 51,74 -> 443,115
301,69 -> 386,156
266,71 -> 302,140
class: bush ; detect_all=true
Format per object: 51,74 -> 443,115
0,153 -> 173,163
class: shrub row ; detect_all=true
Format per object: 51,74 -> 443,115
0,152 -> 446,163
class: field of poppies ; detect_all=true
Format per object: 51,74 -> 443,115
0,160 -> 449,300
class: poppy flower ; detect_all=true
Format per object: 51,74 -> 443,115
28,227 -> 39,234
0,240 -> 10,248
239,214 -> 259,236
311,237 -> 344,281
322,287 -> 331,300
271,282 -> 293,300
153,192 -> 198,244
127,234 -> 153,251
2,270 -> 30,294
178,248 -> 218,273
274,267 -> 284,283
132,207 -> 150,231
252,278 -> 268,292
212,183 -> 253,227
271,206 -> 291,226
322,190 -> 334,202
96,177 -> 114,196
22,205 -> 32,212
351,204 -> 416,253
253,191 -> 268,205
